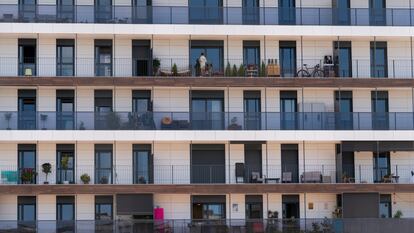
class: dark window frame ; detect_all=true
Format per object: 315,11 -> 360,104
56,39 -> 75,76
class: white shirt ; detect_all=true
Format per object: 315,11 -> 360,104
199,55 -> 207,68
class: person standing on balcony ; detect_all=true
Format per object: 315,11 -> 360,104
199,53 -> 207,76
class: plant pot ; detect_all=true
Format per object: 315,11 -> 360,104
43,181 -> 49,184
63,181 -> 69,184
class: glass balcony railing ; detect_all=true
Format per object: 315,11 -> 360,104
1,163 -> 412,185
1,57 -> 413,79
1,219 -> 413,233
0,5 -> 413,26
1,111 -> 414,131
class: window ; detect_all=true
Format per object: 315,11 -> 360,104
334,91 -> 353,130
18,196 -> 36,222
243,41 -> 260,77
56,39 -> 74,76
244,91 -> 261,130
279,41 -> 297,77
95,0 -> 113,23
131,0 -> 152,23
95,196 -> 113,220
18,90 -> 36,130
191,144 -> 225,184
56,144 -> 75,184
379,194 -> 392,218
371,91 -> 389,130
18,144 -> 36,184
132,90 -> 151,112
19,0 -> 37,22
373,152 -> 390,183
18,39 -> 36,76
370,42 -> 388,78
279,0 -> 295,25
370,0 -> 386,26
56,90 -> 75,130
95,144 -> 113,184
133,144 -> 153,184
334,0 -> 351,25
242,0 -> 259,25
189,0 -> 223,24
245,196 -> 263,219
132,40 -> 151,76
280,91 -> 297,130
94,90 -> 113,130
56,196 -> 75,221
191,90 -> 224,130
57,0 -> 75,22
192,195 -> 226,220
95,40 -> 113,76
334,41 -> 352,77
190,40 -> 224,77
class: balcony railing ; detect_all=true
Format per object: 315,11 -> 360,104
0,5 -> 413,26
1,57 -> 413,79
2,164 -> 413,185
1,111 -> 414,131
1,219 -> 413,233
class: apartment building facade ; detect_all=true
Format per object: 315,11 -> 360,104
0,0 -> 414,232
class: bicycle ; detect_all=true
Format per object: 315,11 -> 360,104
296,63 -> 324,77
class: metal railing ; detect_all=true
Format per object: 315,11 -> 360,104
2,164 -> 413,185
2,111 -> 414,131
0,219 -> 413,233
1,57 -> 413,79
1,5 -> 414,26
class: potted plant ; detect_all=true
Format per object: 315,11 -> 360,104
41,163 -> 52,184
99,176 -> 109,184
232,64 -> 238,77
4,113 -> 12,130
394,210 -> 403,218
80,173 -> 91,184
172,63 -> 178,76
152,58 -> 161,75
60,155 -> 70,184
40,114 -> 48,130
225,62 -> 231,77
237,64 -> 245,76
21,168 -> 37,184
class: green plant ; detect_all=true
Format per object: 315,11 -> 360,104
21,168 -> 37,184
225,62 -> 231,76
332,207 -> 342,218
80,173 -> 91,184
152,58 -> 161,73
260,61 -> 266,77
394,210 -> 403,218
171,63 -> 178,76
237,64 -> 245,76
60,155 -> 70,183
232,64 -> 238,77
41,163 -> 52,184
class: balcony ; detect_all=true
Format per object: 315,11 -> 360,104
0,5 -> 413,26
1,112 -> 414,131
1,57 -> 413,79
1,164 -> 413,185
0,219 -> 413,233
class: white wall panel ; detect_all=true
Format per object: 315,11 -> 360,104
76,143 -> 94,184
0,195 -> 17,220
305,193 -> 336,219
0,38 -> 18,76
76,38 -> 94,77
115,142 -> 132,184
76,194 -> 95,220
153,142 -> 190,184
38,195 -> 56,221
114,38 -> 132,77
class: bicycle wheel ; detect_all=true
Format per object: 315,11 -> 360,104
297,69 -> 310,77
313,69 -> 324,77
